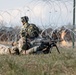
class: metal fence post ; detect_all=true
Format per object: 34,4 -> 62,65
73,0 -> 75,48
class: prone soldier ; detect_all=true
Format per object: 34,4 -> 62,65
11,38 -> 60,55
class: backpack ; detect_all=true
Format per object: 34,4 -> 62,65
27,24 -> 39,38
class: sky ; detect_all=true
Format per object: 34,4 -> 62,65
0,0 -> 74,29
0,0 -> 31,10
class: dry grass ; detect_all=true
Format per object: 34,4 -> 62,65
0,47 -> 76,75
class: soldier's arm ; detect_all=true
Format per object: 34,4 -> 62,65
20,27 -> 26,37
20,27 -> 24,34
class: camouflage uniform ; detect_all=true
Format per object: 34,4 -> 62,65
20,22 -> 30,51
20,16 -> 39,51
20,22 -> 29,38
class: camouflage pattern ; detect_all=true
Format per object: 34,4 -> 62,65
27,24 -> 39,38
20,16 -> 39,51
20,24 -> 39,38
20,23 -> 29,38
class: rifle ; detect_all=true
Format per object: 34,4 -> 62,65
49,41 -> 60,54
36,39 -> 60,54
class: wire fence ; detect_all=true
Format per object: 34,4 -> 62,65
0,0 -> 76,46
0,0 -> 74,28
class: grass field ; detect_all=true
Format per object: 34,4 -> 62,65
0,47 -> 76,75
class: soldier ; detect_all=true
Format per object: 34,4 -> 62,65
20,16 -> 39,54
20,16 -> 30,54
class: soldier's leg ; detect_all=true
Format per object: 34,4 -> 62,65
21,42 -> 28,54
26,46 -> 39,54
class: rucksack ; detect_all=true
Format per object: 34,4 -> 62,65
27,24 -> 39,39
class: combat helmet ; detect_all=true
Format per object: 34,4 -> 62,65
21,16 -> 29,23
